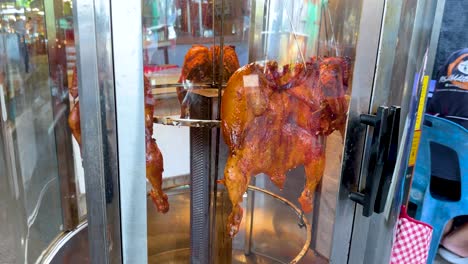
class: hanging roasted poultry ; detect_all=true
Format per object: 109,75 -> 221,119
177,44 -> 240,118
67,68 -> 169,213
68,67 -> 81,147
145,76 -> 169,213
221,57 -> 351,237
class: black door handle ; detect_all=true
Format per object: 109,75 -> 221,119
349,106 -> 401,217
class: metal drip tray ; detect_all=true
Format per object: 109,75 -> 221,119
147,184 -> 327,264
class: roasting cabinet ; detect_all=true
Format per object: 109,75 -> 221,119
0,0 -> 445,263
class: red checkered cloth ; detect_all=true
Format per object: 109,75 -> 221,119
390,206 -> 433,264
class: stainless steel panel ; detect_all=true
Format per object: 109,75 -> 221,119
72,0 -> 122,262
347,0 -> 407,262
349,1 -> 440,263
328,0 -> 386,262
110,0 -> 147,263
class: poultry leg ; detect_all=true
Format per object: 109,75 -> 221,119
145,76 -> 169,213
298,138 -> 326,213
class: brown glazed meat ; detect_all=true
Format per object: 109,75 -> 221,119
68,67 -> 81,146
68,102 -> 81,146
177,45 -> 240,118
68,67 -> 169,213
145,76 -> 169,213
221,57 -> 350,237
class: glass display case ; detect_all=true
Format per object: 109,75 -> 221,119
142,0 -> 364,263
0,0 -> 84,263
0,0 -> 444,263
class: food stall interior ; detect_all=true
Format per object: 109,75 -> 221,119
0,0 -> 443,263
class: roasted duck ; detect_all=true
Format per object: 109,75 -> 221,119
145,76 -> 169,213
221,57 -> 351,237
177,44 -> 240,117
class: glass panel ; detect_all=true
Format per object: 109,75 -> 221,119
0,0 -> 82,261
142,0 -> 365,263
238,1 -> 363,261
62,3 -> 87,221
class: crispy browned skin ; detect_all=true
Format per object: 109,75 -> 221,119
210,45 -> 241,83
177,45 -> 240,118
68,68 -> 81,146
178,45 -> 212,83
69,67 -> 79,99
68,68 -> 168,212
68,102 -> 81,146
221,57 -> 350,237
145,76 -> 169,213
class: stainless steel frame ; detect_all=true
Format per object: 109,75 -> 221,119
348,1 -> 441,263
329,0 -> 387,262
72,0 -> 122,262
110,0 -> 148,263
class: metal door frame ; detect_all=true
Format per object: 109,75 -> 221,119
342,0 -> 443,263
72,0 -> 147,262
328,0 -> 387,262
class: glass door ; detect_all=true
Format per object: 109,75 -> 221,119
0,0 -> 83,262
348,1 -> 443,263
136,0 -> 384,263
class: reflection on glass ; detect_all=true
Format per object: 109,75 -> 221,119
144,0 -> 364,263
0,0 -> 82,262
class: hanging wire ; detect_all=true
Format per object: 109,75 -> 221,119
322,1 -> 329,56
263,0 -> 271,73
316,0 -> 324,56
316,0 -> 339,57
284,1 -> 307,70
326,3 -> 339,56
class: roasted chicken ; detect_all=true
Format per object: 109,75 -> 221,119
68,102 -> 81,146
145,76 -> 169,213
221,57 -> 350,237
177,44 -> 240,117
67,67 -> 169,213
68,67 -> 81,147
